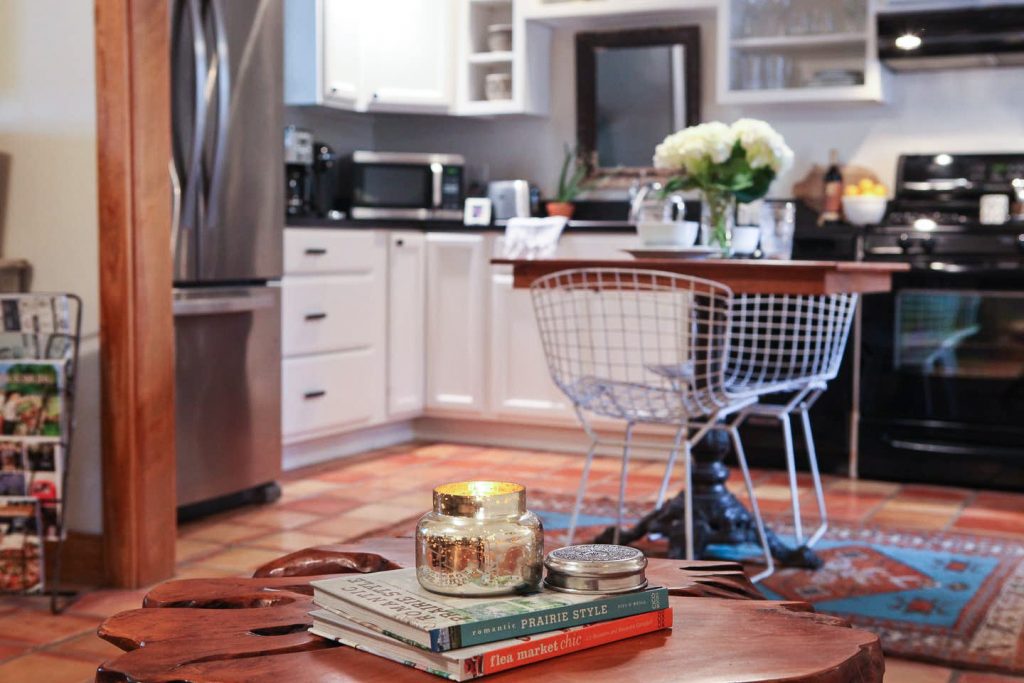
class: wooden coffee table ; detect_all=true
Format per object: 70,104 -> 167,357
96,538 -> 884,682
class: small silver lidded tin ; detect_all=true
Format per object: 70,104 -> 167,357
543,544 -> 648,594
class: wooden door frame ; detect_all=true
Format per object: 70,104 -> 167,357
95,0 -> 177,588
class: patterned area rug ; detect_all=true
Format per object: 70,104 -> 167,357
359,490 -> 1024,675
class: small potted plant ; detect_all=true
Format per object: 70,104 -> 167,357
547,145 -> 588,219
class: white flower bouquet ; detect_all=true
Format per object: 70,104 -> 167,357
654,119 -> 794,251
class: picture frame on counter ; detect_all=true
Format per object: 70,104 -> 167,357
464,198 -> 493,227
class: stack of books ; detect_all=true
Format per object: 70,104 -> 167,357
309,568 -> 672,681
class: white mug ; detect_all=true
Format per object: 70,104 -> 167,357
980,194 -> 1010,225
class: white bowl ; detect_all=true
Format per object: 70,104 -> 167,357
842,195 -> 888,226
731,225 -> 760,255
636,221 -> 698,247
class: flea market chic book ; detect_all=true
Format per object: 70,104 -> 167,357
310,568 -> 670,652
310,607 -> 673,681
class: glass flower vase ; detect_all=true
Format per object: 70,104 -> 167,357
700,190 -> 736,255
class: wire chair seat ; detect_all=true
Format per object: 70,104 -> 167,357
561,372 -> 757,424
530,268 -> 774,581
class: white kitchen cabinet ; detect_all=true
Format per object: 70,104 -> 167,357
281,275 -> 385,357
282,228 -> 388,443
489,267 -> 572,422
285,0 -> 455,113
425,232 -> 488,415
717,0 -> 886,104
388,231 -> 426,418
321,0 -> 362,107
485,233 -> 641,425
362,0 -> 456,113
456,0 -> 551,116
282,350 -> 384,440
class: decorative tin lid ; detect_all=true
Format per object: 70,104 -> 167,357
543,544 -> 648,594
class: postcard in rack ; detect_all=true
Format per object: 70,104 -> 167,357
0,496 -> 42,593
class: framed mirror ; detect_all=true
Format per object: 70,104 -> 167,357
576,26 -> 702,188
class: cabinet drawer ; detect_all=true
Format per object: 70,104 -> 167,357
282,350 -> 384,439
282,276 -> 385,357
284,228 -> 385,275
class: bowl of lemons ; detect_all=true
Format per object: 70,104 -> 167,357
842,178 -> 888,226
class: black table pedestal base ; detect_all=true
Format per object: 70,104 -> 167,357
595,430 -> 822,570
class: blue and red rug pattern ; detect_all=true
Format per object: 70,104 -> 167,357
364,490 -> 1024,674
530,491 -> 1024,675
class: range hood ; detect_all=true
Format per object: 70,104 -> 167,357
878,4 -> 1024,72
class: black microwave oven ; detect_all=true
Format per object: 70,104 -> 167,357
340,151 -> 465,220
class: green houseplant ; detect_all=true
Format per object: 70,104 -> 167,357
547,145 -> 588,219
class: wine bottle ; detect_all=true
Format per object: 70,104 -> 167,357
822,149 -> 843,223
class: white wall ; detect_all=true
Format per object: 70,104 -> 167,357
372,13 -> 1024,198
0,0 -> 102,535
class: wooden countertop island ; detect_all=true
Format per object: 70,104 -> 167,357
491,258 -> 909,295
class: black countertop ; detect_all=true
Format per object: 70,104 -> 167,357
285,215 -> 638,233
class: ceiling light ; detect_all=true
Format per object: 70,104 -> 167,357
895,33 -> 923,51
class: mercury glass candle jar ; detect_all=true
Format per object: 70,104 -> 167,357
416,481 -> 543,596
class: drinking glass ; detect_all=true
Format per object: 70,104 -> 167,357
760,201 -> 796,260
762,54 -> 791,89
740,53 -> 763,90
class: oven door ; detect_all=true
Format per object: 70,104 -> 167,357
350,162 -> 435,219
860,273 -> 1024,489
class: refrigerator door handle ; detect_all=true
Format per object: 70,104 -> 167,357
169,159 -> 182,257
173,293 -> 277,317
181,0 -> 208,235
205,0 -> 232,229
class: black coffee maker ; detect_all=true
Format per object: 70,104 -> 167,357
311,142 -> 338,218
284,126 -> 313,216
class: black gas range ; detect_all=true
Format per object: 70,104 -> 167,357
858,153 -> 1024,490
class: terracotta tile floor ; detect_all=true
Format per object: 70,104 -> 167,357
2,440 -> 1024,682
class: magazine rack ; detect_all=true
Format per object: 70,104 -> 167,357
0,293 -> 81,613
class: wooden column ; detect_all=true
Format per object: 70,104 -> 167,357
95,0 -> 176,587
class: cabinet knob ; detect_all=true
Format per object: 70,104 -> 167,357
395,238 -> 405,247
372,92 -> 379,100
303,390 -> 327,400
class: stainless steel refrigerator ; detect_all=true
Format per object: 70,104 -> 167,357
170,0 -> 283,508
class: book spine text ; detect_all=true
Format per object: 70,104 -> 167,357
431,587 -> 669,651
476,608 -> 672,676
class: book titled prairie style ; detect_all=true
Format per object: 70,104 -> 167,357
310,568 -> 669,652
310,606 -> 673,681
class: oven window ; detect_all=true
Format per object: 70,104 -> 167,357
895,290 -> 1024,380
354,166 -> 429,207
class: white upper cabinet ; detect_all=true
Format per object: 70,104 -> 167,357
321,0 -> 361,107
456,0 -> 551,116
362,0 -> 456,112
717,0 -> 886,104
285,0 -> 456,113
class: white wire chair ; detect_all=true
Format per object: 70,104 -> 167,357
530,268 -> 774,580
725,293 -> 860,548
